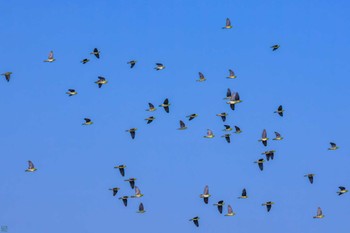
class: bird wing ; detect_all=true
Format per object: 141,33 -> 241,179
228,205 -> 233,214
207,130 -> 213,136
164,98 -> 169,104
149,103 -> 155,109
330,142 -> 336,147
227,88 -> 231,98
317,207 -> 322,216
180,120 -> 185,128
199,72 -> 204,80
84,118 -> 91,123
235,126 -> 240,132
28,160 -> 35,169
242,188 -> 247,196
226,18 -> 231,26
48,51 -> 54,59
119,167 -> 125,177
130,131 -> 136,139
204,185 -> 209,195
234,92 -> 240,101
262,129 -> 267,138
225,135 -> 230,143
278,105 -> 283,111
274,131 -> 280,137
229,69 -> 234,76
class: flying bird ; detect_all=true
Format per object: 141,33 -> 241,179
146,103 -> 157,112
271,44 -> 280,51
114,165 -> 126,177
225,205 -> 235,216
262,201 -> 274,212
137,203 -> 145,213
238,188 -> 248,199
227,92 -> 242,110
197,72 -> 206,82
304,174 -> 315,184
262,150 -> 275,161
145,116 -> 155,124
337,186 -> 348,195
273,131 -> 283,140
66,89 -> 77,96
234,126 -> 242,134
189,216 -> 199,227
1,72 -> 12,82
213,200 -> 224,214
95,76 -> 107,88
227,69 -> 237,79
131,186 -> 144,198
313,207 -> 324,219
223,125 -> 232,131
204,129 -> 215,138
222,134 -> 231,143
274,105 -> 284,117
258,129 -> 269,146
125,178 -> 136,189
81,58 -> 90,64
178,120 -> 187,130
82,118 -> 93,125
109,187 -> 120,196
44,51 -> 55,62
126,128 -> 137,139
224,88 -> 232,100
25,160 -> 37,172
90,48 -> 100,58
186,114 -> 198,121
328,142 -> 339,150
222,18 -> 232,29
119,196 -> 129,207
154,63 -> 165,70
254,159 -> 265,171
199,185 -> 211,204
127,60 -> 137,68
216,112 -> 228,122
159,98 -> 170,113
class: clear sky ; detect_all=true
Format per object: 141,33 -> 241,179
1,0 -> 350,232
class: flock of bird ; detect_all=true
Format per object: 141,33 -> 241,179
3,17 -> 346,228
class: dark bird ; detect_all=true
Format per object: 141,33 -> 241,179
337,186 -> 348,195
227,92 -> 242,110
90,48 -> 100,58
254,159 -> 265,171
222,134 -> 231,143
44,51 -> 55,62
304,174 -> 315,184
189,216 -> 199,227
109,187 -> 120,196
328,142 -> 339,150
224,88 -> 232,100
274,105 -> 284,117
222,18 -> 232,29
95,76 -> 107,88
213,200 -> 224,214
81,58 -> 90,64
258,129 -> 268,146
186,114 -> 198,121
227,69 -> 237,79
225,205 -> 235,216
262,201 -> 274,212
223,125 -> 232,131
137,203 -> 145,213
159,98 -> 170,113
126,128 -> 137,139
154,63 -> 165,70
271,44 -> 280,51
125,178 -> 136,189
1,72 -> 12,82
25,160 -> 37,172
262,150 -> 276,161
197,72 -> 206,82
114,165 -> 126,177
234,126 -> 242,134
146,103 -> 157,112
216,112 -> 228,122
199,185 -> 211,204
238,188 -> 248,199
178,120 -> 187,130
119,196 -> 129,207
145,116 -> 155,124
127,60 -> 137,68
82,118 -> 93,125
66,89 -> 77,96
273,131 -> 283,140
313,207 -> 324,219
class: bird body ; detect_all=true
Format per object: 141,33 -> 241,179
328,142 -> 339,150
159,98 -> 170,113
271,44 -> 280,51
114,165 -> 126,177
186,114 -> 198,121
199,185 -> 211,204
222,18 -> 232,29
274,105 -> 284,117
197,72 -> 206,82
109,187 -> 120,196
126,128 -> 137,139
155,63 -> 165,70
66,89 -> 77,96
25,160 -> 37,172
95,76 -> 107,88
90,48 -> 100,58
227,69 -> 237,79
178,120 -> 187,130
189,216 -> 199,227
238,188 -> 248,199
225,205 -> 235,216
254,159 -> 265,171
82,118 -> 93,125
1,72 -> 12,82
213,200 -> 225,214
44,51 -> 55,62
313,207 -> 324,218
273,131 -> 283,140
145,116 -> 155,124
258,129 -> 269,146
131,186 -> 144,198
337,186 -> 348,195
204,129 -> 215,138
262,201 -> 274,212
128,60 -> 137,68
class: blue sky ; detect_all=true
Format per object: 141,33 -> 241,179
1,0 -> 350,232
